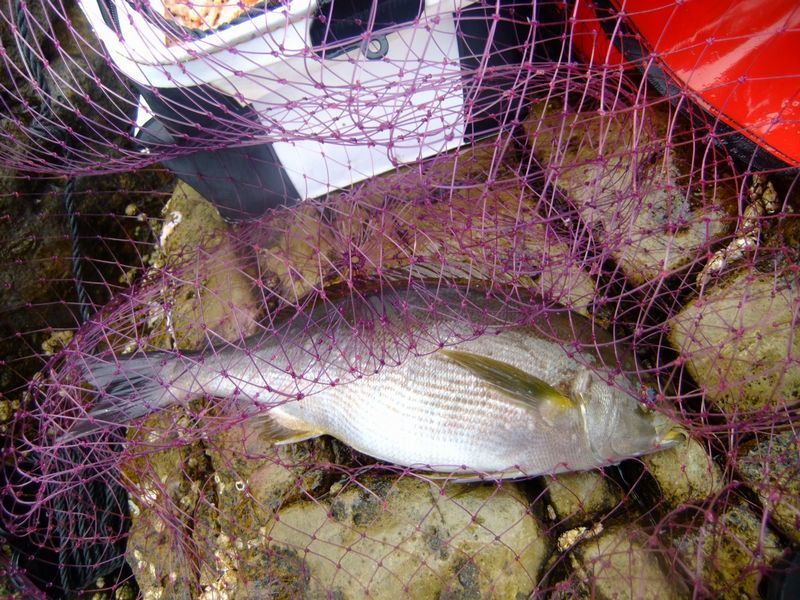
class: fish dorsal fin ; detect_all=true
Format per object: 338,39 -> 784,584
440,349 -> 574,411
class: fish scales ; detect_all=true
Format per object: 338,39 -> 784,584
270,333 -> 596,474
71,286 -> 684,478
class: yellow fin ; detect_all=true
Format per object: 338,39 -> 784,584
441,349 -> 574,411
660,427 -> 689,448
255,415 -> 324,446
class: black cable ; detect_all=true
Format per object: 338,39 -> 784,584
9,2 -> 128,596
61,176 -> 92,323
15,0 -> 92,323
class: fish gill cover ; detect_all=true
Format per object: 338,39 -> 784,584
0,0 -> 799,598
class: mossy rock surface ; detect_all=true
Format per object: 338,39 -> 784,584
254,477 -> 550,599
737,430 -> 800,544
673,500 -> 783,599
669,272 -> 800,414
571,525 -> 688,600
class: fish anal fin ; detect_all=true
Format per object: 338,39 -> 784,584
417,469 -> 528,483
256,414 -> 324,446
441,349 -> 574,411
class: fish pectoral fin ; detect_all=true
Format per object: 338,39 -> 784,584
440,349 -> 574,411
256,415 -> 324,446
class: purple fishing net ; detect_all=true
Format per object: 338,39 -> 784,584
1,1 -> 799,598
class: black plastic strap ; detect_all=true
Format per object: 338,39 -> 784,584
455,1 -> 532,140
310,0 -> 423,57
137,116 -> 301,220
98,0 -> 120,33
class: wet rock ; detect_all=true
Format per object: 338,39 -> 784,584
227,477 -> 549,599
207,421 -> 338,519
0,160 -> 170,401
255,202 -> 338,302
124,414 -> 341,600
545,471 -> 623,528
525,99 -> 737,286
122,184 -> 265,598
0,189 -> 75,395
570,525 -> 687,599
0,1 -> 133,174
673,500 -> 783,598
737,430 -> 800,544
256,139 -> 596,314
0,0 -> 167,396
124,410 -> 216,600
642,437 -> 725,507
148,182 -> 262,349
669,272 -> 800,414
114,582 -> 137,600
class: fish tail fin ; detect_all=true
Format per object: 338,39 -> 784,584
61,353 -> 185,442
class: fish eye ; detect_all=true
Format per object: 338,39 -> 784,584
639,386 -> 658,414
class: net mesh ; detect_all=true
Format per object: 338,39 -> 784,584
1,1 -> 799,598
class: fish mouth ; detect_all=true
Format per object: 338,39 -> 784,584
658,426 -> 689,449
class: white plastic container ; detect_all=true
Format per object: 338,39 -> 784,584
79,0 -> 526,217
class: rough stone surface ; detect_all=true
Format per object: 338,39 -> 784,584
642,437 -> 725,507
737,430 -> 800,544
0,172 -> 170,400
0,0 -> 164,403
147,182 -> 262,349
545,471 -> 623,528
256,139 -> 596,315
129,462 -> 550,599
0,189 -> 73,395
673,500 -> 783,599
122,185 -> 263,599
251,477 -> 550,599
206,419 -> 340,522
124,413 -> 214,600
669,272 -> 800,414
0,0 -> 134,175
571,525 -> 687,599
123,414 -> 341,600
525,99 -> 737,286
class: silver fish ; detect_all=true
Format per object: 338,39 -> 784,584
66,286 -> 684,478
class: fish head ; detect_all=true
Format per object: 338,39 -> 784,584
573,370 -> 687,463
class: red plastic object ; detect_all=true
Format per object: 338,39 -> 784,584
568,1 -> 624,66
571,0 -> 800,168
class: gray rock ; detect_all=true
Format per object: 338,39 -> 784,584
669,272 -> 800,414
737,430 -> 800,544
570,524 -> 688,599
642,437 -> 725,507
524,100 -> 737,286
245,477 -> 550,599
545,471 -> 623,528
673,500 -> 783,598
